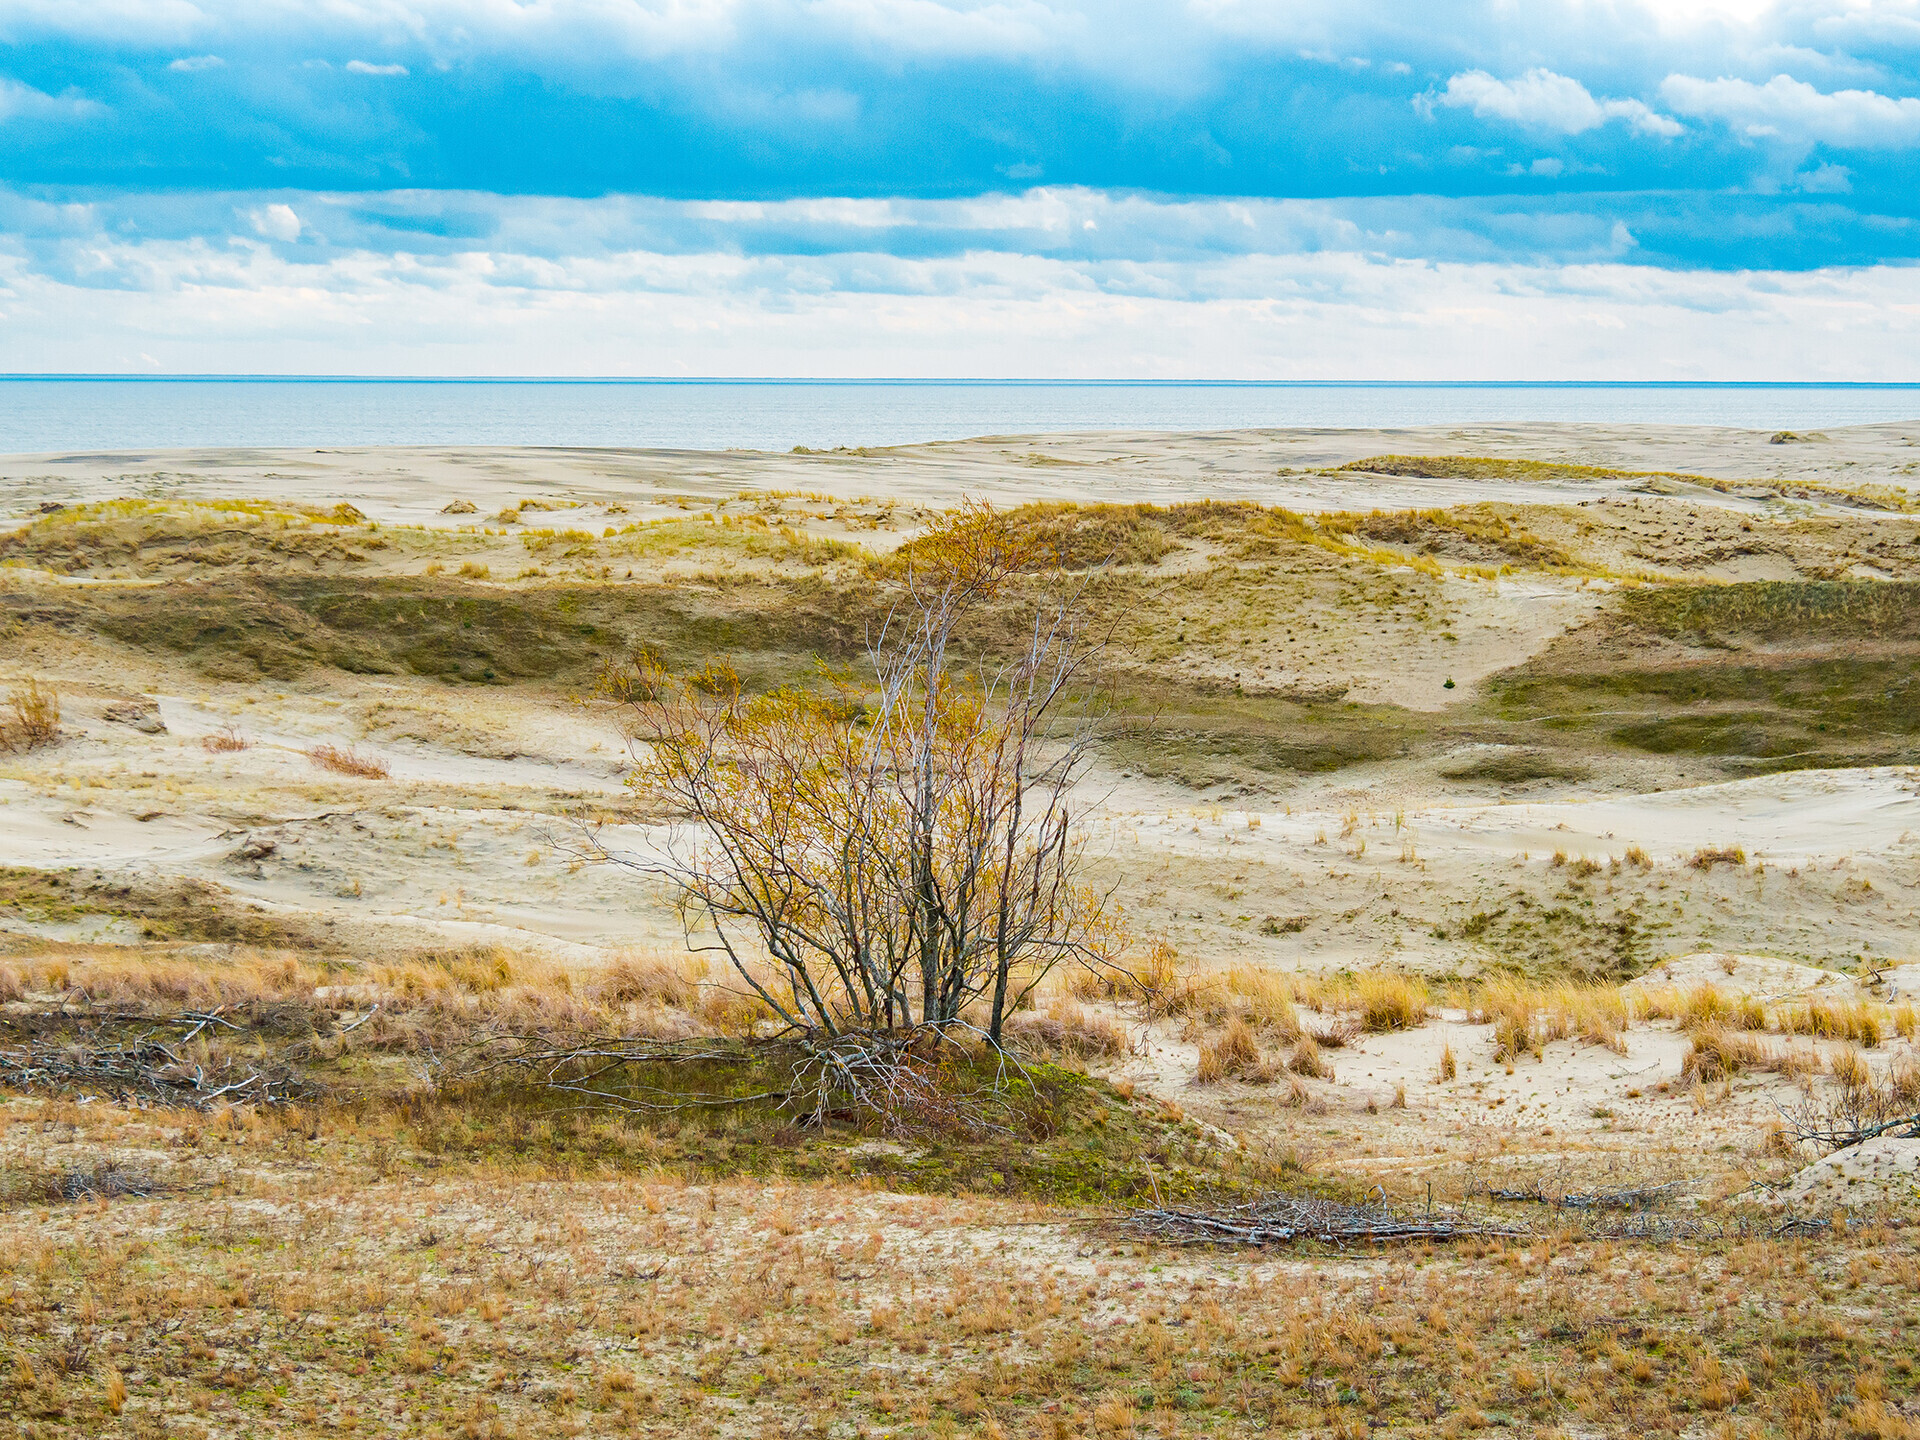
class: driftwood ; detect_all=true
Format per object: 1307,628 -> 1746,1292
1777,1104 -> 1920,1152
1487,1180 -> 1684,1211
1126,1192 -> 1853,1249
1124,1194 -> 1528,1248
0,1035 -> 305,1109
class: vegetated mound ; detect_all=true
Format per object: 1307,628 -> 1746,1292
1438,748 -> 1590,784
1483,580 -> 1920,773
1350,505 -> 1579,571
973,502 -> 1185,571
0,866 -> 344,951
1336,455 -> 1676,483
0,498 -> 380,575
0,576 -> 874,685
1621,579 -> 1920,645
1336,455 -> 1919,512
1772,1137 -> 1920,1210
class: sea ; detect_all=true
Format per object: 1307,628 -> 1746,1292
2,378 -> 1918,454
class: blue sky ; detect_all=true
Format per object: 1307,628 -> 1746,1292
3,0 -> 1919,377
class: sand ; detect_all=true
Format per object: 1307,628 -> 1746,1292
4,423 -> 1918,1212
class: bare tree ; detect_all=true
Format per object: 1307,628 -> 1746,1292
588,503 -> 1123,1050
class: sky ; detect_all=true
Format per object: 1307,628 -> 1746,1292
2,0 -> 1919,377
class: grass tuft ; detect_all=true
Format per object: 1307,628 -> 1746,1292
307,744 -> 391,779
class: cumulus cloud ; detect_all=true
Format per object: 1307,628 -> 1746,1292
1661,73 -> 1920,148
246,203 -> 303,242
344,60 -> 409,77
167,55 -> 225,73
1433,69 -> 1684,137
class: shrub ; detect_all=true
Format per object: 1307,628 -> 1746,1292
307,744 -> 390,779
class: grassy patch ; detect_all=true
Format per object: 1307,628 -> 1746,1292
1491,656 -> 1920,769
407,1057 -> 1245,1205
1337,454 -> 1919,512
1622,579 -> 1920,643
0,867 -> 340,950
1348,505 -> 1582,572
1439,749 -> 1592,784
2,576 -> 874,685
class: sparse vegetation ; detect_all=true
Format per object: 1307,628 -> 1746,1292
200,723 -> 252,753
5,454 -> 1919,1440
306,743 -> 390,779
0,678 -> 59,751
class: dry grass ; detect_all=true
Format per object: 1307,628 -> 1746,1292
1778,999 -> 1882,1047
306,743 -> 391,779
0,945 -> 727,1050
200,723 -> 252,753
1470,978 -> 1632,1060
0,678 -> 59,752
1688,845 -> 1748,871
1638,983 -> 1768,1032
1350,971 -> 1429,1033
1195,1018 -> 1262,1083
1005,1001 -> 1130,1059
0,1157 -> 1911,1440
1065,941 -> 1179,1009
1682,1027 -> 1783,1083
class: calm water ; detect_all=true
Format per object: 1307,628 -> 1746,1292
3,379 -> 1918,454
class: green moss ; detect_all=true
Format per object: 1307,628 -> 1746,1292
1621,580 -> 1920,643
401,1056 -> 1256,1205
1438,750 -> 1591,784
0,867 -> 341,949
2,577 -> 874,685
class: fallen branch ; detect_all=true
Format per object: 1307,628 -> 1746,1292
1488,1181 -> 1684,1211
1124,1193 -> 1528,1248
1126,1191 -> 1854,1249
0,1037 -> 307,1109
1777,1104 -> 1920,1153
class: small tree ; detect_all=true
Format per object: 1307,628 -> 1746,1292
594,503 -> 1122,1048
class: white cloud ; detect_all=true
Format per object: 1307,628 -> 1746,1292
1434,68 -> 1683,137
1661,73 -> 1920,148
1795,162 -> 1853,191
345,60 -> 410,76
246,203 -> 302,242
4,201 -> 1919,381
167,55 -> 225,73
0,77 -> 106,123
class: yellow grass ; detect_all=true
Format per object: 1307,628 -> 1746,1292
1777,999 -> 1882,1047
307,743 -> 391,779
